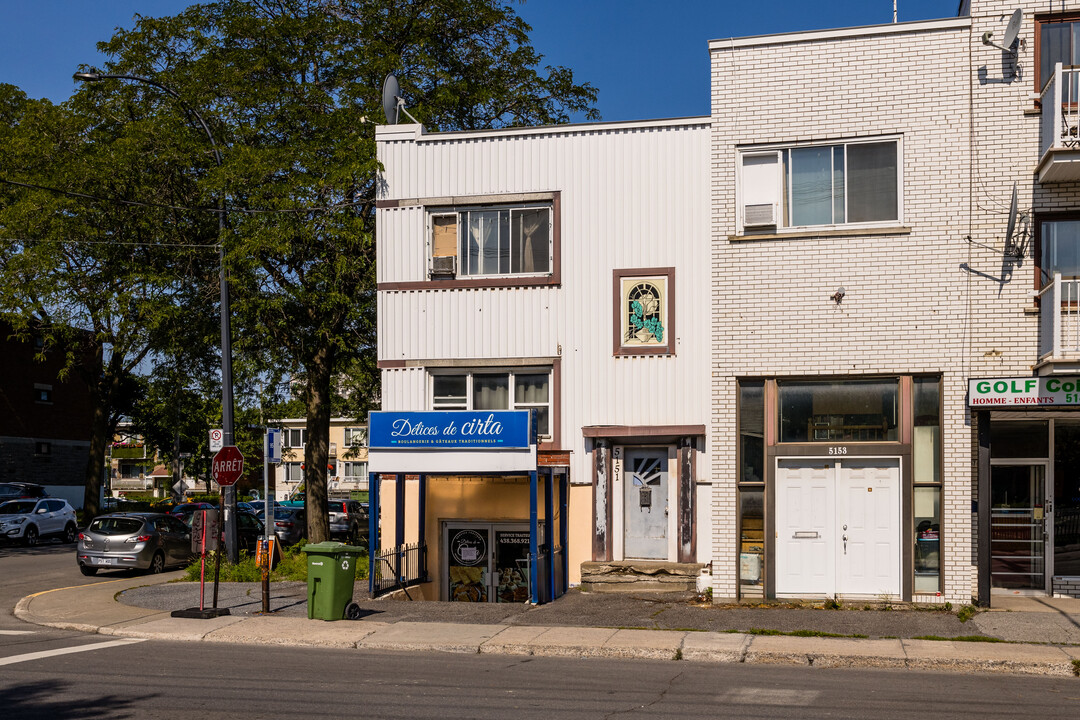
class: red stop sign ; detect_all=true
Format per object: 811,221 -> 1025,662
212,445 -> 244,486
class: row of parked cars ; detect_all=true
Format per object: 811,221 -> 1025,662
1,482 -> 368,578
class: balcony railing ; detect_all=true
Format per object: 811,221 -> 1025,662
1038,273 -> 1080,367
1037,63 -> 1080,182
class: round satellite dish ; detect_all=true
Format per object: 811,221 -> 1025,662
1005,181 -> 1018,251
382,73 -> 399,125
1003,8 -> 1022,50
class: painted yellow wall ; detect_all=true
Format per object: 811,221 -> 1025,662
378,474 -> 566,601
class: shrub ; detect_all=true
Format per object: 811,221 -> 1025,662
181,543 -> 369,583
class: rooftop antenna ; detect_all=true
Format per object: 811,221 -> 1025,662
381,73 -> 420,125
981,8 -> 1022,56
893,1 -> 897,24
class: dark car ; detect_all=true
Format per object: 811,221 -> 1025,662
175,508 -> 264,553
169,502 -> 214,517
268,507 -> 306,546
0,482 -> 49,502
328,500 -> 368,544
76,512 -> 193,576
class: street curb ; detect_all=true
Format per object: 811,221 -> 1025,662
13,585 -> 1080,677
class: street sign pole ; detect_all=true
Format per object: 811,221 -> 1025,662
261,428 -> 281,613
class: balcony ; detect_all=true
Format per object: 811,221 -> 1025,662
1037,273 -> 1080,374
1037,63 -> 1080,183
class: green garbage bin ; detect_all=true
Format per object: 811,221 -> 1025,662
303,541 -> 365,621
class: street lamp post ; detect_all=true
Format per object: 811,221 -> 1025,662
74,72 -> 240,563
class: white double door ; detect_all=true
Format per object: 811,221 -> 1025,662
775,458 -> 901,598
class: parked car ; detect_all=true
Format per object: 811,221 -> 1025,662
76,512 -> 193,576
236,501 -> 258,514
328,500 -> 368,544
175,508 -> 264,553
169,502 -> 214,517
268,507 -> 306,546
0,482 -> 49,502
0,498 -> 77,546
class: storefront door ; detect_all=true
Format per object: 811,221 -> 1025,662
775,458 -> 901,597
623,449 -> 669,560
445,523 -> 532,602
990,462 -> 1048,593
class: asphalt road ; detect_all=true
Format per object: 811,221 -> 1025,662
4,543 -> 1080,719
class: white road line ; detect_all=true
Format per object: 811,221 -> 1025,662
0,638 -> 145,666
0,630 -> 36,635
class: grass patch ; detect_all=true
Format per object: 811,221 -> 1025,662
180,543 -> 368,583
911,635 -> 1008,643
748,628 -> 868,639
956,604 -> 980,623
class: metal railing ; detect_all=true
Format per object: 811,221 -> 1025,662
1040,63 -> 1080,159
1038,273 -> 1080,361
372,541 -> 428,598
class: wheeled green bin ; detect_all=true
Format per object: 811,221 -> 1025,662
303,541 -> 365,621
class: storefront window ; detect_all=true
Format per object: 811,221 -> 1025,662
739,489 -> 764,598
739,380 -> 765,484
1053,421 -> 1080,577
914,486 -> 941,593
990,421 -> 1049,458
778,378 -> 899,443
913,376 -> 941,484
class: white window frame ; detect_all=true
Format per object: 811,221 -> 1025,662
427,203 -> 553,279
343,461 -> 368,481
344,427 -> 368,447
736,136 -> 903,235
283,462 -> 303,483
283,428 -> 307,449
429,368 -> 553,440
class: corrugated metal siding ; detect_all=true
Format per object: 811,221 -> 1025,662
376,122 -> 712,485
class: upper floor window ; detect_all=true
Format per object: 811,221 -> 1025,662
739,139 -> 900,233
1038,15 -> 1080,92
283,428 -> 307,449
1037,215 -> 1080,286
430,203 -> 551,279
34,384 -> 53,404
344,427 -> 368,447
431,368 -> 551,438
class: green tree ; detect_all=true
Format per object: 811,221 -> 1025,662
0,84 -> 220,517
80,0 -> 599,541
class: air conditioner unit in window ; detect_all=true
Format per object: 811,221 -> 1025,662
430,255 -> 456,277
743,203 -> 776,228
329,443 -> 337,456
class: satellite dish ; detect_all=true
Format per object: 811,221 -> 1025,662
982,8 -> 1022,55
1004,181 -> 1026,259
382,73 -> 400,124
380,73 -> 421,125
1003,8 -> 1022,50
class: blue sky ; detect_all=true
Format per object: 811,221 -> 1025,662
0,1 -> 958,121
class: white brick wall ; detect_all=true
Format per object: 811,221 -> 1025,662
710,20 -> 973,603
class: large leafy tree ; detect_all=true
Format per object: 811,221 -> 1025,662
0,84 -> 220,517
83,0 -> 598,542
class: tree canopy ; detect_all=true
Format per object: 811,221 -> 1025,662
2,0 -> 597,541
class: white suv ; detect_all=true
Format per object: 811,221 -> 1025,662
0,498 -> 78,546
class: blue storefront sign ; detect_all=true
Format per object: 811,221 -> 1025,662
369,410 -> 534,449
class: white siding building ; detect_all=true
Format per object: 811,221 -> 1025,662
375,119 -> 712,600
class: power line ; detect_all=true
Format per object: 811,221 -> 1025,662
0,177 -> 369,216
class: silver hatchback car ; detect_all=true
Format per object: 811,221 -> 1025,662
76,512 -> 193,576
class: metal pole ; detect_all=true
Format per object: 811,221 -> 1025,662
72,71 -> 238,563
262,431 -> 270,613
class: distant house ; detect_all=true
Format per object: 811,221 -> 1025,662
0,321 -> 93,507
106,424 -> 214,499
272,418 -> 369,501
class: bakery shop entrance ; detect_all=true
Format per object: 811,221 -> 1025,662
443,522 -> 537,603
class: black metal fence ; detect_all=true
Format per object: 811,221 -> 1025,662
372,542 -> 428,598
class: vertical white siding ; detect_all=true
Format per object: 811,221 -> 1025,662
377,120 -> 713,531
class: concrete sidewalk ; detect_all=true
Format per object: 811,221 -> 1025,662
13,575 -> 1080,677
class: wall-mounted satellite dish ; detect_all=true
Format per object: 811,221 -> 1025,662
981,8 -> 1022,55
381,73 -> 420,125
1004,181 -> 1027,259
